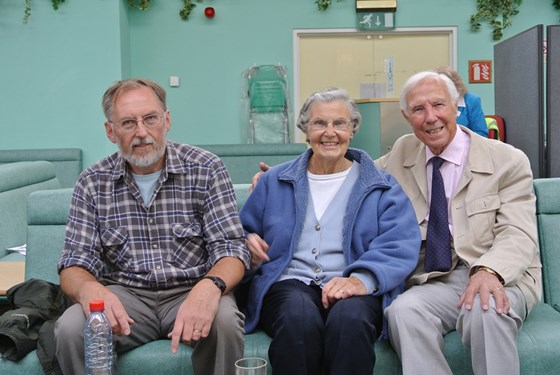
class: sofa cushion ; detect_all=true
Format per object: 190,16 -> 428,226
196,143 -> 306,184
0,162 -> 61,260
234,184 -> 251,210
0,149 -> 82,189
534,178 -> 560,311
25,189 -> 73,283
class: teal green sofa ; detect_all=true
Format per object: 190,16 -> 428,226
0,148 -> 83,189
1,178 -> 560,374
0,161 -> 61,263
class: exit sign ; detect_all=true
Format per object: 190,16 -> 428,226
357,12 -> 396,30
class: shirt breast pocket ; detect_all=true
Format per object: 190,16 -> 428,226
100,226 -> 131,268
169,223 -> 206,266
466,194 -> 500,246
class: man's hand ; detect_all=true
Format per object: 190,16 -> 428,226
249,162 -> 270,193
457,270 -> 509,314
167,257 -> 245,353
321,276 -> 367,309
79,282 -> 135,336
61,267 -> 134,336
246,233 -> 270,269
168,280 -> 221,353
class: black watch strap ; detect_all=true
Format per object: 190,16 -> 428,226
202,276 -> 226,294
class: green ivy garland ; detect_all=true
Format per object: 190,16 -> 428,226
17,0 -> 560,36
24,0 -> 66,23
315,0 -> 343,12
128,0 -> 202,21
23,0 -> 203,23
469,0 -> 523,41
470,0 -> 560,40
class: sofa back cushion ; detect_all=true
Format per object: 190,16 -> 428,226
26,188 -> 73,282
533,178 -> 560,311
0,148 -> 82,188
0,161 -> 61,260
196,143 -> 306,184
234,184 -> 251,210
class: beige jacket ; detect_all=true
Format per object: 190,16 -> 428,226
375,126 -> 542,310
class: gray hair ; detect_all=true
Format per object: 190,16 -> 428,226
399,71 -> 459,114
297,87 -> 362,136
102,78 -> 167,121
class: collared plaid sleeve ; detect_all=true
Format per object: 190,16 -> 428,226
58,171 -> 106,278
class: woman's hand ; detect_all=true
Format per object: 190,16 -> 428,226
322,276 -> 367,309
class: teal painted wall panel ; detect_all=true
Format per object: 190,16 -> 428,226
0,0 -> 557,169
354,102 -> 382,159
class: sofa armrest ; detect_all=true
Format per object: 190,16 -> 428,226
534,178 -> 560,310
0,162 -> 60,259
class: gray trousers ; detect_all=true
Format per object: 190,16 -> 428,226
385,265 -> 526,375
54,283 -> 245,375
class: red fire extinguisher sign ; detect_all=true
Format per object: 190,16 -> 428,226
468,60 -> 492,83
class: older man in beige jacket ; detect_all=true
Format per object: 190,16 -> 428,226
378,71 -> 541,375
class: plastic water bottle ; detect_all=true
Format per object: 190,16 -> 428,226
84,300 -> 113,375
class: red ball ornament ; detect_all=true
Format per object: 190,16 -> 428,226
204,7 -> 215,18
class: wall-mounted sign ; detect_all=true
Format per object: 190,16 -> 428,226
356,12 -> 396,30
468,60 -> 492,83
356,0 -> 397,12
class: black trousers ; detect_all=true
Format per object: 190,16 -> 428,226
260,279 -> 382,375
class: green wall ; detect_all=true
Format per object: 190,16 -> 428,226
1,0 -> 557,168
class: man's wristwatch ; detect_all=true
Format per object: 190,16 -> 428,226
202,276 -> 226,295
470,266 -> 505,285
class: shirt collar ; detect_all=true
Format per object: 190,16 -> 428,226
426,126 -> 470,167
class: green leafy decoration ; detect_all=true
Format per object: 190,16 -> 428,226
13,0 -> 560,27
51,0 -> 66,11
179,0 -> 197,20
315,0 -> 344,12
315,0 -> 331,11
23,0 -> 31,24
470,0 -> 522,41
128,0 -> 153,11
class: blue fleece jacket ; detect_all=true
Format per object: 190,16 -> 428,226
239,148 -> 420,334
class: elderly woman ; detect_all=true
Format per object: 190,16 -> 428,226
238,88 -> 420,375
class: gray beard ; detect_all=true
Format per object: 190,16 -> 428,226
118,136 -> 167,169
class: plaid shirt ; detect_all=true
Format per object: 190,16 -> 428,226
58,141 -> 250,289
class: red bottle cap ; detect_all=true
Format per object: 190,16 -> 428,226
89,300 -> 105,312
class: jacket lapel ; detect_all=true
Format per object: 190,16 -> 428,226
455,127 -> 494,196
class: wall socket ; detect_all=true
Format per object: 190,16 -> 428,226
169,76 -> 180,87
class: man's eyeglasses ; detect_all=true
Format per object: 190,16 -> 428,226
111,112 -> 166,132
309,119 -> 353,131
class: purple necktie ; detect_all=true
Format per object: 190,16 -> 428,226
425,156 -> 452,272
